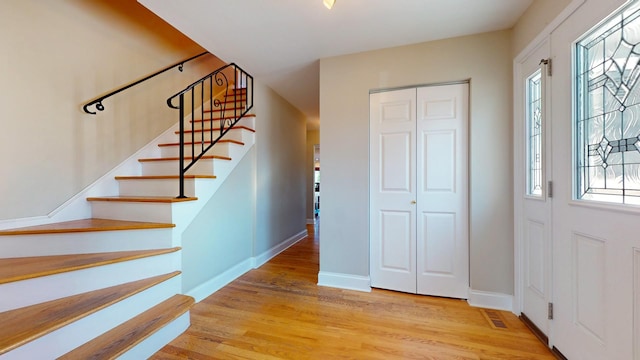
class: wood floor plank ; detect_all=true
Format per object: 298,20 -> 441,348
0,248 -> 180,284
59,294 -> 194,360
0,218 -> 174,235
0,272 -> 180,355
151,224 -> 554,359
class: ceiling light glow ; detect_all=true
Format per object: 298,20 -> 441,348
323,0 -> 336,10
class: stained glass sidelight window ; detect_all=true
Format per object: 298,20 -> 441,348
575,0 -> 640,205
527,70 -> 543,197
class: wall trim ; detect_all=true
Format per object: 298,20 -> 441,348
317,272 -> 372,292
187,228 -> 309,302
467,289 -> 513,311
253,229 -> 309,269
186,258 -> 254,303
306,218 -> 316,225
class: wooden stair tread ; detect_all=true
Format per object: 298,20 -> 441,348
176,125 -> 256,134
157,139 -> 244,147
115,175 -> 216,180
0,272 -> 180,355
0,218 -> 174,236
59,294 -> 194,359
138,155 -> 232,163
86,196 -> 197,203
0,248 -> 180,285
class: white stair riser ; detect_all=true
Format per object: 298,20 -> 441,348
0,228 -> 174,258
186,118 -> 255,132
140,158 -> 219,176
160,142 -> 231,158
119,312 -> 190,360
180,128 -> 248,143
90,201 -> 192,223
1,276 -> 180,360
0,251 -> 181,313
118,178 -> 206,198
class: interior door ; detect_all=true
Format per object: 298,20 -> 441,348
517,40 -> 553,340
370,88 -> 417,293
549,0 -> 639,358
370,84 -> 469,299
416,84 -> 469,298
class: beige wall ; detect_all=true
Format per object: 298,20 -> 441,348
179,78 -> 310,295
306,130 -> 320,221
0,0 -> 223,220
320,30 -> 514,295
254,81 -> 308,253
512,0 -> 574,56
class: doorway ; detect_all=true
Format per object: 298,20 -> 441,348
369,82 -> 469,299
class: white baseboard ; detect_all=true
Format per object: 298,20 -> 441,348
252,229 -> 308,268
467,289 -> 513,311
186,258 -> 254,303
317,271 -> 371,292
188,228 -> 309,303
306,218 -> 315,224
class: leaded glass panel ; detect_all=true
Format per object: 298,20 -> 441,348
527,70 -> 543,196
575,0 -> 640,205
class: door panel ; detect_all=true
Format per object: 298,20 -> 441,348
381,133 -> 412,191
549,1 -> 637,358
380,210 -> 412,272
517,38 -> 552,338
416,84 -> 469,298
370,88 -> 417,294
423,131 -> 456,192
421,212 -> 456,274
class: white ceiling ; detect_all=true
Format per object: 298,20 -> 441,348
140,0 -> 533,126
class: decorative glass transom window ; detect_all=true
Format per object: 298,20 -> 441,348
527,70 -> 543,196
575,0 -> 640,205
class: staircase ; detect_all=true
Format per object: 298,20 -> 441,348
0,88 -> 255,359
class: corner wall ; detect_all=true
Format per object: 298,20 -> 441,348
254,81 -> 308,255
180,79 -> 308,299
319,30 -> 514,295
0,0 -> 223,220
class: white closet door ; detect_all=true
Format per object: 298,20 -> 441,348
416,84 -> 469,298
370,88 -> 417,293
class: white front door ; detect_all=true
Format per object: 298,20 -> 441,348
370,84 -> 469,299
516,39 -> 553,340
549,0 -> 640,358
416,84 -> 469,298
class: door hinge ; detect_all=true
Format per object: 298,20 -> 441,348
547,181 -> 553,198
548,302 -> 554,320
540,58 -> 552,76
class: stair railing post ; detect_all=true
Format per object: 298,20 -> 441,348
178,94 -> 186,199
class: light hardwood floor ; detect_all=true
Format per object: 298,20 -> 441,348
152,223 -> 554,360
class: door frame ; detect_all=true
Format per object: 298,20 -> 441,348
512,0 -> 586,343
368,80 -> 470,297
513,37 -> 552,341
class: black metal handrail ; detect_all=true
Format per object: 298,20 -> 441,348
83,52 -> 210,114
167,63 -> 254,198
